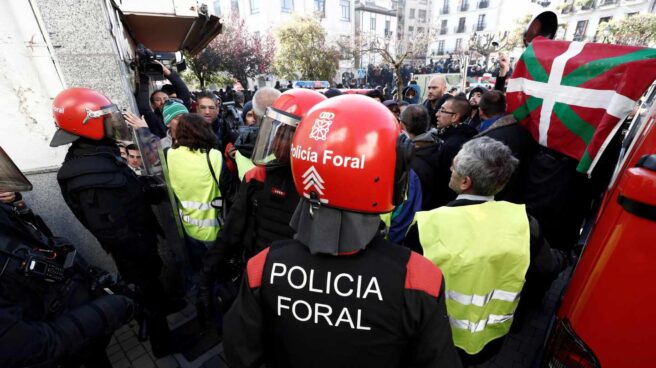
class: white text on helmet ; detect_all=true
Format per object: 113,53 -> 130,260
53,106 -> 65,114
291,144 -> 366,170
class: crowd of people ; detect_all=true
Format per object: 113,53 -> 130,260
0,47 -> 618,368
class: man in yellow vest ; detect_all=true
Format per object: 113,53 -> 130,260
404,137 -> 563,366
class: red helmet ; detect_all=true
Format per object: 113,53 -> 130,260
50,87 -> 128,147
291,94 -> 413,214
251,89 -> 327,167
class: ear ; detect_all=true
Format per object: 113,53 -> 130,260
460,175 -> 473,192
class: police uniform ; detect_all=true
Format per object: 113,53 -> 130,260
224,236 -> 462,368
57,140 -> 165,300
0,200 -> 133,367
202,164 -> 298,282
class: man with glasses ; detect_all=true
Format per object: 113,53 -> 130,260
435,97 -> 478,207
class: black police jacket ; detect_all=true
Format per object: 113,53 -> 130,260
0,202 -> 132,368
57,139 -> 161,258
224,237 -> 462,368
202,165 -> 299,282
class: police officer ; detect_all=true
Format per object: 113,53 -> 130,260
200,89 -> 326,291
223,95 -> 461,367
49,88 -> 181,356
0,148 -> 134,368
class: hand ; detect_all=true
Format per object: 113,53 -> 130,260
0,192 -> 17,204
124,112 -> 148,129
154,60 -> 171,77
499,54 -> 510,77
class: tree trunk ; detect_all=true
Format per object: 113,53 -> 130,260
395,64 -> 404,101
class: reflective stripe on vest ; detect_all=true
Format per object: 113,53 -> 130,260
167,147 -> 223,242
446,289 -> 520,307
449,313 -> 514,333
416,201 -> 530,355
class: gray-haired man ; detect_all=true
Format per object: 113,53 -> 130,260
404,137 -> 564,366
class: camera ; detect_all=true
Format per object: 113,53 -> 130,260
134,44 -> 181,76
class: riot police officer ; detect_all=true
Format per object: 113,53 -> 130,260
0,147 -> 134,368
223,95 -> 461,367
49,88 -> 181,356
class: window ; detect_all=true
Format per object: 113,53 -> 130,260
281,0 -> 293,12
476,14 -> 486,31
385,20 -> 391,36
417,27 -> 425,34
457,17 -> 466,33
455,38 -> 463,51
460,0 -> 469,11
250,0 -> 259,14
408,26 -> 414,33
314,0 -> 325,17
231,0 -> 239,13
440,19 -> 448,34
418,9 -> 427,22
340,0 -> 350,21
442,0 -> 450,14
370,16 -> 376,31
213,0 -> 221,16
573,20 -> 588,41
409,8 -> 415,19
438,40 -> 445,55
595,16 -> 612,42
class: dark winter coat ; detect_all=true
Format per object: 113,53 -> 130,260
410,131 -> 445,210
434,123 -> 478,207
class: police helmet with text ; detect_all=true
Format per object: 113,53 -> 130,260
291,94 -> 413,214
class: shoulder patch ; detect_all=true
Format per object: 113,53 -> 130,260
244,166 -> 266,183
404,251 -> 443,297
247,247 -> 270,288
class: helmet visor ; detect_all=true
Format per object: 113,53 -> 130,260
251,108 -> 300,167
101,105 -> 132,142
0,147 -> 32,192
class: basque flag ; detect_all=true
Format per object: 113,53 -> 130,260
507,37 -> 656,174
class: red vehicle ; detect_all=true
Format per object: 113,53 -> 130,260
541,84 -> 656,367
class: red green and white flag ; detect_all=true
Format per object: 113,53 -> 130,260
507,37 -> 656,174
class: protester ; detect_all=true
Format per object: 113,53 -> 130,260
478,90 -> 506,132
435,97 -> 477,207
224,94 -> 462,367
126,143 -> 143,171
423,75 -> 449,127
400,104 -> 444,211
402,84 -> 421,104
465,86 -> 488,130
476,91 -> 538,204
166,114 -> 225,270
197,92 -> 233,151
241,101 -> 255,125
136,60 -> 192,138
405,137 -> 563,366
365,88 -> 384,102
383,99 -> 401,120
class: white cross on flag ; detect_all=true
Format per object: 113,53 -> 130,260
507,37 -> 656,174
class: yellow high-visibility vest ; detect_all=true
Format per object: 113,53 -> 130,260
415,201 -> 530,354
167,147 -> 222,242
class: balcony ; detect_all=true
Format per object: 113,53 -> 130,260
440,27 -> 448,35
559,3 -> 574,14
474,22 -> 486,31
460,2 -> 470,11
576,0 -> 595,10
441,6 -> 450,14
454,25 -> 466,33
478,0 -> 489,8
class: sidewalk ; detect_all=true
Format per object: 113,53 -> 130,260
110,268 -> 571,368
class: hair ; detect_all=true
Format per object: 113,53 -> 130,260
126,143 -> 138,151
450,97 -> 472,122
161,84 -> 176,96
196,91 -> 217,104
365,89 -> 384,101
234,90 -> 245,103
453,137 -> 518,196
399,104 -> 430,136
252,87 -> 282,118
172,113 -> 217,151
479,90 -> 506,118
149,90 -> 166,103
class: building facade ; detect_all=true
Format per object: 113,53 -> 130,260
555,0 -> 654,43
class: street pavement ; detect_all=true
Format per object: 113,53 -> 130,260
109,267 -> 572,368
